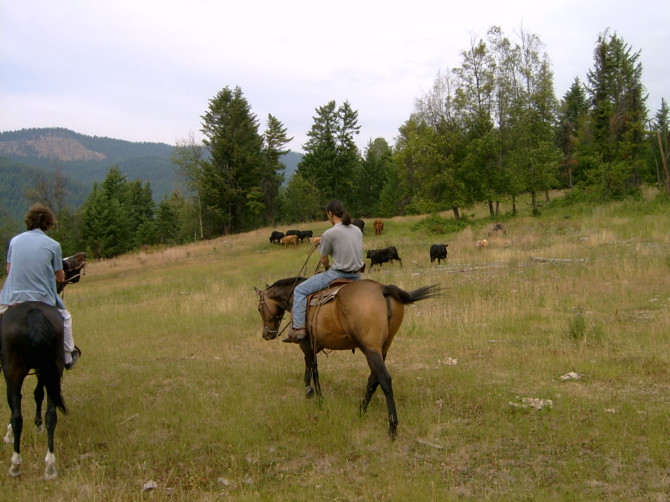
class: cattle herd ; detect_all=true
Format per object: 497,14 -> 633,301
269,220 -> 506,269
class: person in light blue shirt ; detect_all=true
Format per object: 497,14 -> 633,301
0,203 -> 80,369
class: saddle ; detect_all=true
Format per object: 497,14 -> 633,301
308,279 -> 354,307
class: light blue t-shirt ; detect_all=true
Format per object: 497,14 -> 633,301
0,229 -> 65,309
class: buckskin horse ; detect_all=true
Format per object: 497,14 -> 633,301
255,277 -> 441,438
0,302 -> 67,479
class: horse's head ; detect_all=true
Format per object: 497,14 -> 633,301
255,286 -> 286,340
58,252 -> 87,294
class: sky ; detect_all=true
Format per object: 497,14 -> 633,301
1,0 -> 668,153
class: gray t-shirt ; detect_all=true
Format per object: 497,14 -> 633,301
0,229 -> 65,309
319,222 -> 364,272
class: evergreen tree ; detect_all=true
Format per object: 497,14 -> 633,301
350,138 -> 393,217
200,86 -> 264,235
585,30 -> 647,199
557,78 -> 589,188
261,114 -> 292,225
297,100 -> 362,205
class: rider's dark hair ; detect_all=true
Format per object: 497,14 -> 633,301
325,199 -> 352,225
25,203 -> 56,231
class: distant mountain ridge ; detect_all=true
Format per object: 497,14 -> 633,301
0,128 -> 301,225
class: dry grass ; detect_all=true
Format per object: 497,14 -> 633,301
1,192 -> 669,500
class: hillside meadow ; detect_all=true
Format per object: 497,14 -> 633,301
0,192 -> 669,501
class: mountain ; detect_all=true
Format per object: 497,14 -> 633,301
0,128 -> 302,225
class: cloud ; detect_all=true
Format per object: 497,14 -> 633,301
1,0 -> 668,151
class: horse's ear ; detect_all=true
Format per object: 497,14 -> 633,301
265,283 -> 270,289
254,287 -> 261,296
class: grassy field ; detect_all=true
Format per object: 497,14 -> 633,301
1,192 -> 669,501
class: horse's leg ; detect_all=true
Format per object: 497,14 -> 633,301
43,396 -> 58,480
299,338 -> 321,399
360,371 -> 380,415
363,351 -> 398,439
5,378 -> 25,477
34,380 -> 45,431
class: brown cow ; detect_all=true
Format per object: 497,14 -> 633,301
280,234 -> 299,247
309,236 -> 322,246
476,239 -> 488,250
373,219 -> 384,235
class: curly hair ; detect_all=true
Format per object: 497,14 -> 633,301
25,203 -> 56,231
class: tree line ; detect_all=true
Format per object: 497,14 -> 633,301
2,28 -> 668,262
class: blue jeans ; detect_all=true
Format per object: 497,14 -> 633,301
292,269 -> 360,329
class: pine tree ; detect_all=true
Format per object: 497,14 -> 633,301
200,86 -> 264,235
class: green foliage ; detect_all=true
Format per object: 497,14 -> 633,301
412,213 -> 469,235
297,100 -> 362,206
280,172 -> 324,223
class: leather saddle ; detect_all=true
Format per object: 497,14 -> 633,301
308,279 -> 355,307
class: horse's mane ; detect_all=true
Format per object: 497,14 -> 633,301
269,277 -> 307,289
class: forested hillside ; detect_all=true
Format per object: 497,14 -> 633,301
0,127 -> 303,226
0,128 -> 179,214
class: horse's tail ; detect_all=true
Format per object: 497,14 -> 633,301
27,308 -> 67,414
382,283 -> 442,304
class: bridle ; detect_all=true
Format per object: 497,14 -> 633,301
258,292 -> 289,339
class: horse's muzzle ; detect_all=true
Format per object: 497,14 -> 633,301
262,326 -> 278,340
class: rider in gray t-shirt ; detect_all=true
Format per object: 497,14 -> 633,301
286,200 -> 363,343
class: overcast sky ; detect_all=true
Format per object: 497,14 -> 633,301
1,0 -> 667,153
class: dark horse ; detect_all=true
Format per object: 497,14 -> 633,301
0,302 -> 67,479
57,252 -> 87,295
256,277 -> 441,438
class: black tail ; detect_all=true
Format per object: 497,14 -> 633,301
27,309 -> 67,414
382,284 -> 442,304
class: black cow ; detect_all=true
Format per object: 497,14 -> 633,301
285,229 -> 300,238
352,218 -> 365,233
430,244 -> 448,264
366,246 -> 402,271
298,230 -> 313,242
269,231 -> 285,244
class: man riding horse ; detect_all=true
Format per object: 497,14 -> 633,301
0,203 -> 81,369
287,199 -> 364,343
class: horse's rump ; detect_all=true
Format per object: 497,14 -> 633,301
1,302 -> 66,413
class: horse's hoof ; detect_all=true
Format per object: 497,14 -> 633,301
9,452 -> 21,477
44,466 -> 57,481
44,451 -> 57,480
305,387 -> 315,399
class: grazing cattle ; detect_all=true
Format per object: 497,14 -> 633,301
281,235 -> 299,247
352,218 -> 365,233
430,244 -> 448,264
493,223 -> 505,233
309,236 -> 322,246
373,219 -> 384,235
366,246 -> 402,271
476,239 -> 488,250
269,231 -> 285,244
298,230 -> 313,242
285,229 -> 300,238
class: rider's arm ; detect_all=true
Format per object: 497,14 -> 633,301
55,269 -> 65,282
320,255 -> 330,270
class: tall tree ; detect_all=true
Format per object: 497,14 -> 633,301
261,114 -> 292,225
585,30 -> 647,199
557,78 -> 590,188
350,138 -> 393,217
298,100 -> 362,205
172,133 -> 205,239
200,86 -> 264,235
